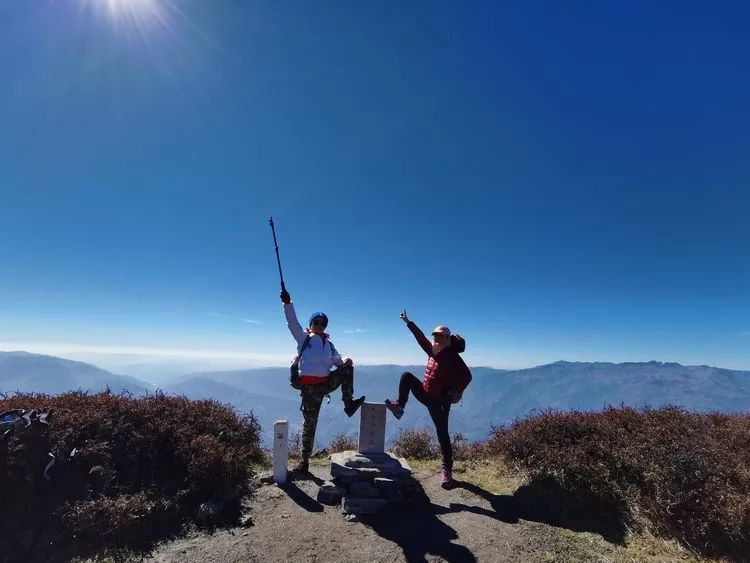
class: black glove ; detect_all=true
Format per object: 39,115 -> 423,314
280,289 -> 291,304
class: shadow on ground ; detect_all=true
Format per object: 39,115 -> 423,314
280,471 -> 325,513
450,477 -> 629,544
362,475 -> 628,563
363,500 -> 477,563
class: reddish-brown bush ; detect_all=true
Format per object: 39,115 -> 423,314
391,429 -> 485,462
0,391 -> 262,561
391,428 -> 440,460
329,432 -> 357,453
489,406 -> 750,559
451,432 -> 489,461
287,429 -> 302,459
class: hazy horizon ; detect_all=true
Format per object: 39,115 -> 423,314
2,346 -> 749,378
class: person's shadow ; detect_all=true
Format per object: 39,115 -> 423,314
446,480 -> 520,524
449,479 -> 627,545
363,490 -> 476,563
279,472 -> 325,513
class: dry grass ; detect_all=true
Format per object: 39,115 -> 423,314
405,454 -> 709,562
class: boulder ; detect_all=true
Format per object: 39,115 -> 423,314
373,477 -> 399,490
349,481 -> 380,498
341,496 -> 388,515
383,489 -> 404,503
317,481 -> 346,505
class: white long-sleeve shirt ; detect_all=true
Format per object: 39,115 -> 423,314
284,303 -> 343,381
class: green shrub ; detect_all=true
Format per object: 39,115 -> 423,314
489,406 -> 750,559
0,391 -> 262,561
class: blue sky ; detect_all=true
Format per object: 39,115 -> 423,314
2,1 -> 749,371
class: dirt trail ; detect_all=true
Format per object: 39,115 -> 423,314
146,464 -> 702,563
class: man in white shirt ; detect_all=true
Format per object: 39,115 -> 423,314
281,288 -> 365,473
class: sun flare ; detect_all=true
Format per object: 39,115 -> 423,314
80,0 -> 169,30
104,0 -> 158,14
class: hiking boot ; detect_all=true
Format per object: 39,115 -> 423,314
441,468 -> 455,489
384,399 -> 404,420
291,459 -> 309,474
344,395 -> 366,417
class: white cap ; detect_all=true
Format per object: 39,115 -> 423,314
431,325 -> 451,337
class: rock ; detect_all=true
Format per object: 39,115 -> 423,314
341,496 -> 388,515
328,451 -> 415,519
345,453 -> 401,469
382,465 -> 412,478
331,464 -> 384,482
257,471 -> 275,485
397,475 -> 418,488
353,467 -> 385,479
349,481 -> 380,498
373,477 -> 399,490
336,451 -> 408,473
240,514 -> 254,528
344,513 -> 359,523
395,456 -> 412,473
383,489 -> 404,503
317,481 -> 346,505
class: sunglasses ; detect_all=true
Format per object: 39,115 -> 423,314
311,319 -> 327,327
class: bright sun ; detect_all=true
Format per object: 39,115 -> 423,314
81,0 -> 167,28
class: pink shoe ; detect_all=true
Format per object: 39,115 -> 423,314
384,399 -> 404,420
441,468 -> 455,489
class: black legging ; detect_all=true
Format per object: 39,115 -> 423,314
398,372 -> 452,471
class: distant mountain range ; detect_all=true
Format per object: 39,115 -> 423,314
0,352 -> 153,396
2,352 -> 748,448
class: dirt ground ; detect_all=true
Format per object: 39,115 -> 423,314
145,462 -> 706,563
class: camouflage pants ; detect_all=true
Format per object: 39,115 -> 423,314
291,363 -> 355,461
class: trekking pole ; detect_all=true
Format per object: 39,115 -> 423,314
268,217 -> 287,293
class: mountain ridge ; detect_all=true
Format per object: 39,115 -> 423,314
2,351 -> 748,447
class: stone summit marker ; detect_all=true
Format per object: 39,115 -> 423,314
318,402 -> 416,517
358,402 -> 386,454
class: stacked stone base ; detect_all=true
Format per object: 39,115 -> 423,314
317,450 -> 417,516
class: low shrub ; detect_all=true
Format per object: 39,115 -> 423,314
391,428 -> 439,460
329,432 -> 357,452
287,429 -> 302,459
451,432 -> 489,461
490,406 -> 750,559
0,391 -> 262,561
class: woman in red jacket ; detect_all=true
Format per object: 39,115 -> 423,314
385,309 -> 471,489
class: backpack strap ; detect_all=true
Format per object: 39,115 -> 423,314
298,334 -> 312,356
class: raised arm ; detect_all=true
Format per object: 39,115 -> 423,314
400,308 -> 433,357
281,289 -> 306,346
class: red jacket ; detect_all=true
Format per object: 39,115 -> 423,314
407,321 -> 471,400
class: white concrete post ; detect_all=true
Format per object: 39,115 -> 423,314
272,420 -> 289,484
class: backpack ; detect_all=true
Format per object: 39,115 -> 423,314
448,335 -> 472,403
289,335 -> 312,390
